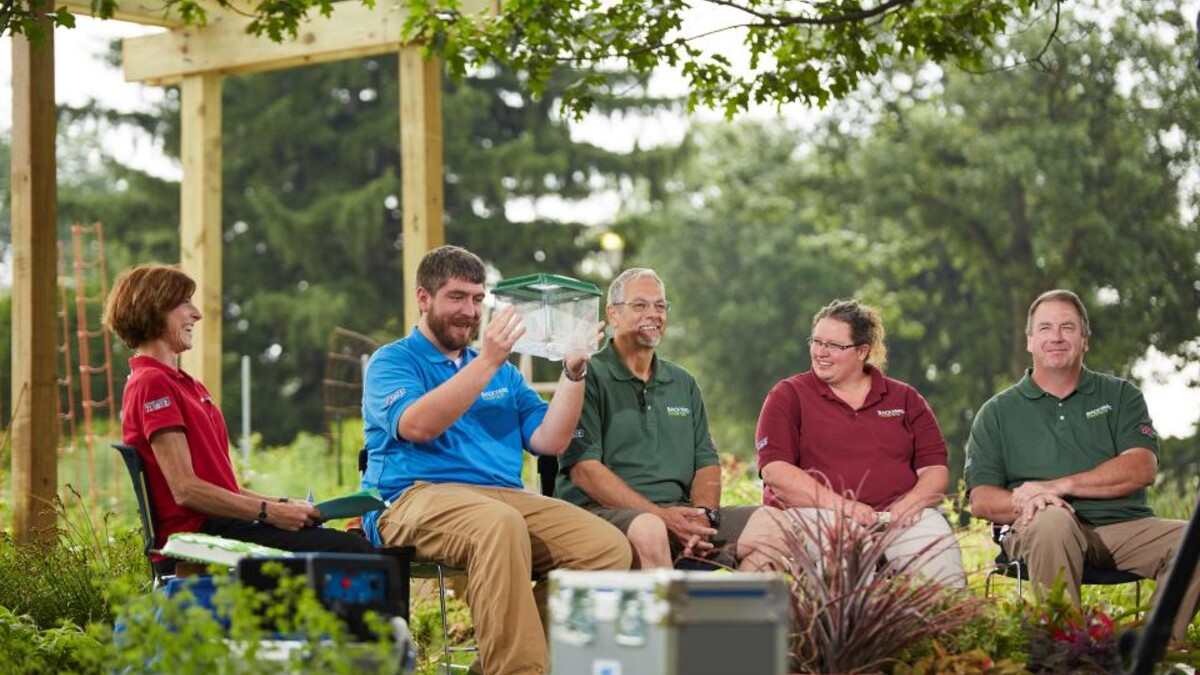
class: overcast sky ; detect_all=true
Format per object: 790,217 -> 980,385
1,14 -> 1197,437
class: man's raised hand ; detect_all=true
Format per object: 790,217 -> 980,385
481,305 -> 526,366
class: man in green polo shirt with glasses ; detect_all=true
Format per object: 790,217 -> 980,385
966,289 -> 1200,643
555,267 -> 784,571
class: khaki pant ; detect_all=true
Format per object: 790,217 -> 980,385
787,507 -> 966,588
376,482 -> 632,675
1006,506 -> 1200,642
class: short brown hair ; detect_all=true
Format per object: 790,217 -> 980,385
813,299 -> 889,372
416,245 -> 486,295
104,264 -> 196,349
1025,289 -> 1091,337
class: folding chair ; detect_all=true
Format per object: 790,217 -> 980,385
359,448 -> 476,673
112,442 -> 176,585
984,524 -> 1144,611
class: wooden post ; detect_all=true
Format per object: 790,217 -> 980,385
399,46 -> 445,330
178,73 -> 225,403
10,14 -> 60,543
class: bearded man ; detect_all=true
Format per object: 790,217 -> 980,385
361,245 -> 630,675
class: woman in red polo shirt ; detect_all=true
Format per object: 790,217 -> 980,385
754,299 -> 965,587
105,263 -> 374,574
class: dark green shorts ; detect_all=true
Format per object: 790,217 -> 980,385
584,503 -> 759,563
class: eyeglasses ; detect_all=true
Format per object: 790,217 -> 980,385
807,337 -> 860,351
613,300 -> 671,314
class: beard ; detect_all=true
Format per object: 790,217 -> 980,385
427,308 -> 479,352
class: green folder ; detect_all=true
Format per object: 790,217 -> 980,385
314,489 -> 388,520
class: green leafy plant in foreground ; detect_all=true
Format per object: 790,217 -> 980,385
105,564 -> 409,673
1023,578 -> 1120,674
0,606 -> 106,674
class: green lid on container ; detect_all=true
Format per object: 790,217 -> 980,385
493,273 -> 601,302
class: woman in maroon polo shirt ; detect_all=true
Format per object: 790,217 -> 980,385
754,299 -> 965,587
105,263 -> 373,574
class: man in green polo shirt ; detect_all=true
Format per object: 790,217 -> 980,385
965,289 -> 1200,642
556,267 -> 784,570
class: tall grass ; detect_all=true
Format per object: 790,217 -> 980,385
0,488 -> 144,629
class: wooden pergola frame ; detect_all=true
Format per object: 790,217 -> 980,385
9,0 -> 495,541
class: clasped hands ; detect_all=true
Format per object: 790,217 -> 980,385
1010,480 -> 1074,524
842,497 -> 924,529
659,505 -> 718,560
267,501 -> 325,531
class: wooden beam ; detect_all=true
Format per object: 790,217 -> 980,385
399,45 -> 445,330
10,12 -> 59,544
178,73 -> 225,404
122,0 -> 499,85
61,0 -> 185,28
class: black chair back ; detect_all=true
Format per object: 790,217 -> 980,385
112,442 -> 160,582
537,455 -> 558,498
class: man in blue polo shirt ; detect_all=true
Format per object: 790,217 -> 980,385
361,245 -> 630,675
966,289 -> 1200,643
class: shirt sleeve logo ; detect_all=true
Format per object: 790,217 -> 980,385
143,396 -> 171,413
877,408 -> 905,418
382,388 -> 406,409
1085,404 -> 1114,419
756,436 -> 769,450
1139,424 -> 1157,438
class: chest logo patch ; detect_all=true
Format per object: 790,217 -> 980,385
481,387 -> 509,402
144,397 -> 171,413
666,406 -> 691,417
1085,404 -> 1113,419
877,408 -> 904,418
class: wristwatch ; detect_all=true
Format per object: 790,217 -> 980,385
701,506 -> 721,529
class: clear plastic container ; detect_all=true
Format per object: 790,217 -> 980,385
493,273 -> 602,361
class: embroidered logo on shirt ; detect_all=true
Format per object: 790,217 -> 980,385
756,436 -> 769,450
1085,404 -> 1113,419
877,409 -> 905,418
382,388 -> 406,408
572,428 -> 586,439
480,387 -> 509,401
666,406 -> 691,417
1139,424 -> 1157,438
143,397 -> 171,413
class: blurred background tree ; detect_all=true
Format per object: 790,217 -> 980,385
1,0 -> 1195,468
629,0 -> 1199,472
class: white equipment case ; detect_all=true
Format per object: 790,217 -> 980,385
548,570 -> 789,675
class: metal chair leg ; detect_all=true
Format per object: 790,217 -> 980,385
437,564 -> 453,675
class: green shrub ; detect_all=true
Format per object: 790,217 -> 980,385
0,606 -> 106,674
104,565 -> 410,673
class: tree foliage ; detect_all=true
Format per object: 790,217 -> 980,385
635,0 -> 1200,467
403,0 -> 1051,119
10,1 -> 1051,119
